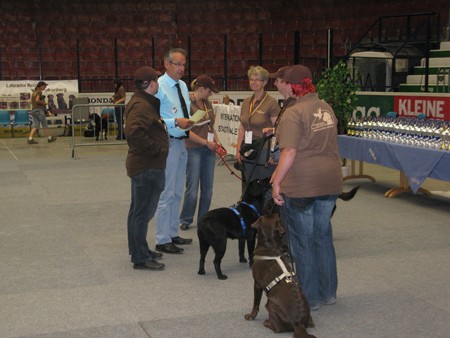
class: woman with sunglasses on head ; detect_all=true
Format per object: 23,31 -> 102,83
236,66 -> 280,190
179,75 -> 222,231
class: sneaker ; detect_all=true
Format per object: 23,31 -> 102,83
179,223 -> 189,231
133,260 -> 165,271
171,236 -> 192,245
27,139 -> 38,144
322,297 -> 336,305
155,243 -> 184,254
149,250 -> 163,260
48,136 -> 57,143
309,303 -> 320,311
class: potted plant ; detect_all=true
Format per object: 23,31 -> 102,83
316,60 -> 359,169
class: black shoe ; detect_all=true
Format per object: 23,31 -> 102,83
179,223 -> 189,231
133,260 -> 165,270
149,250 -> 163,260
172,236 -> 192,245
155,242 -> 184,254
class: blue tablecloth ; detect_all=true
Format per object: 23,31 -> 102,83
338,136 -> 450,193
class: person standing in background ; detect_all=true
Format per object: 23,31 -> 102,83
125,66 -> 167,271
179,75 -> 221,231
154,48 -> 194,254
113,78 -> 126,140
27,81 -> 57,144
271,65 -> 343,311
222,94 -> 235,105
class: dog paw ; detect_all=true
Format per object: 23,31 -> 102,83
244,311 -> 258,321
217,274 -> 228,280
198,270 -> 205,275
239,257 -> 248,263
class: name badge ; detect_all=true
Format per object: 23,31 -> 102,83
207,132 -> 215,142
270,136 -> 277,151
244,130 -> 253,144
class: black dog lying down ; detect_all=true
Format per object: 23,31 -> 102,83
197,178 -> 271,280
245,214 -> 316,338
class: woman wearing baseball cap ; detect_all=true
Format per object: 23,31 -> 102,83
179,75 -> 222,231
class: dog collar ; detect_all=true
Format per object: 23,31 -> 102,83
253,255 -> 296,292
239,201 -> 260,217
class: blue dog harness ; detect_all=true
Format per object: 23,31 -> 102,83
229,201 -> 260,236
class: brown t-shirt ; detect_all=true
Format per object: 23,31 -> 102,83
240,92 -> 280,181
240,92 -> 280,139
185,94 -> 215,149
276,93 -> 343,198
31,89 -> 46,109
113,85 -> 126,103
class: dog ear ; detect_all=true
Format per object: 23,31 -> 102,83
250,218 -> 260,229
276,219 -> 285,235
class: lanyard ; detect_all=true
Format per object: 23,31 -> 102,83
191,94 -> 212,132
247,92 -> 268,130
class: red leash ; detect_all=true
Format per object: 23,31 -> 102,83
215,144 -> 242,181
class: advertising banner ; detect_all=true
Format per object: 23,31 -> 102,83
354,92 -> 450,120
0,80 -> 78,115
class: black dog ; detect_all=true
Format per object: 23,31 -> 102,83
333,185 -> 359,217
88,113 -> 109,141
263,185 -> 360,221
197,177 -> 271,280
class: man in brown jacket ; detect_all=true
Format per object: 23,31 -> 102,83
125,66 -> 169,271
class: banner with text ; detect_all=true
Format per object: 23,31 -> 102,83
0,80 -> 79,115
354,93 -> 450,121
213,104 -> 241,155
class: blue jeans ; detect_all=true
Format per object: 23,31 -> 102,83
127,168 -> 165,264
180,146 -> 215,225
280,194 -> 339,308
155,138 -> 187,245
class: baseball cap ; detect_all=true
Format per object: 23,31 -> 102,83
282,65 -> 312,85
134,66 -> 161,82
37,81 -> 48,87
269,66 -> 290,79
195,75 -> 220,93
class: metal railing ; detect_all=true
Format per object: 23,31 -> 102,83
70,103 -> 126,158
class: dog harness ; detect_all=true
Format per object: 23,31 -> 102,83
229,201 -> 260,236
253,255 -> 297,292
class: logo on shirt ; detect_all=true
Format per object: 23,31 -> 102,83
311,108 -> 335,131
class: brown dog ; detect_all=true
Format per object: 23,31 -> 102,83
244,214 -> 316,338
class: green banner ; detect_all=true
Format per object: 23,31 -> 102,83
354,94 -> 395,118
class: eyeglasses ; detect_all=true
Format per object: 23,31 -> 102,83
169,60 -> 187,68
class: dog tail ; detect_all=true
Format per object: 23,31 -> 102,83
338,185 -> 359,201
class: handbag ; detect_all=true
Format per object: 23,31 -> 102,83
239,138 -> 265,160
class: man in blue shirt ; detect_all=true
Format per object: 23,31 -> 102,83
154,48 -> 194,254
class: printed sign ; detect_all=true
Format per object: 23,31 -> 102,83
213,104 -> 241,155
0,80 -> 79,114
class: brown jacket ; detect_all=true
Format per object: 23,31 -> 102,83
125,90 -> 169,177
